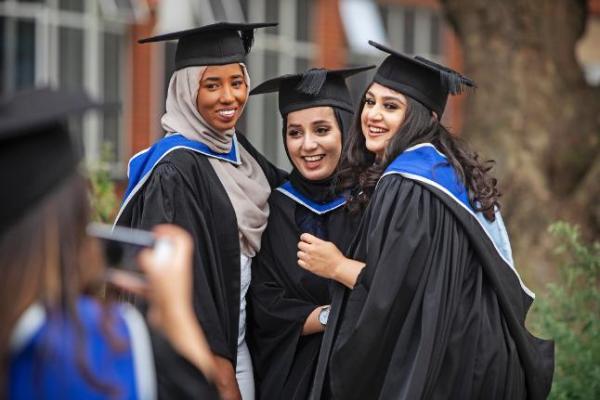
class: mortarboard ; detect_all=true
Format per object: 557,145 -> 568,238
250,65 -> 375,116
369,40 -> 475,117
0,87 -> 104,234
139,22 -> 277,70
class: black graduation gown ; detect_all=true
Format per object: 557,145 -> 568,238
150,329 -> 219,399
248,189 -> 361,400
116,133 -> 285,366
310,175 -> 554,400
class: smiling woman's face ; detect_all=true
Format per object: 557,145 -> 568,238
361,82 -> 407,157
285,106 -> 342,181
196,63 -> 248,131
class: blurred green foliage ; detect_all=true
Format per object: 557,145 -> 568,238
88,144 -> 118,223
530,222 -> 600,399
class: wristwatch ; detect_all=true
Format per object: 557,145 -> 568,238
318,305 -> 331,327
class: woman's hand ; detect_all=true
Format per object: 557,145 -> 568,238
213,355 -> 242,400
298,233 -> 366,289
106,225 -> 194,319
297,233 -> 346,280
136,225 -> 195,323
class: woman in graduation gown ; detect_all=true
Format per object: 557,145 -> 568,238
114,23 -> 285,400
246,66 -> 373,400
298,41 -> 554,400
1,88 -> 218,400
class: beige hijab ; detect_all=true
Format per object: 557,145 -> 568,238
161,65 -> 270,257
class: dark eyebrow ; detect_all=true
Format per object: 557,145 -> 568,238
286,123 -> 303,129
202,76 -> 222,82
366,90 -> 405,105
382,96 -> 406,105
311,119 -> 333,126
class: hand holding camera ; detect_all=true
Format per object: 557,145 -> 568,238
136,224 -> 193,328
88,223 -> 216,380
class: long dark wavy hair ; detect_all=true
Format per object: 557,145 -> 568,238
336,88 -> 500,221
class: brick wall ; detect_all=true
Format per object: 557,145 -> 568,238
315,0 -> 347,68
117,1 -> 159,194
128,8 -> 157,159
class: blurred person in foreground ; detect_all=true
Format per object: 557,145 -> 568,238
0,88 -> 218,399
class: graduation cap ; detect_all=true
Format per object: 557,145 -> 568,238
0,87 -> 103,234
139,22 -> 277,70
369,40 -> 475,117
250,65 -> 375,116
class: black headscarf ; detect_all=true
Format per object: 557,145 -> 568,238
283,107 -> 353,204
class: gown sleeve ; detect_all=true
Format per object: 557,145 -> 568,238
327,175 -> 530,399
149,329 -> 219,400
250,244 -> 318,342
249,228 -> 320,392
126,162 -> 233,361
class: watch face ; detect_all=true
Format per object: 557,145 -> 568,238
319,306 -> 330,325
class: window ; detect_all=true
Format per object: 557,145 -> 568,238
16,19 -> 35,89
58,27 -> 84,91
0,0 -> 131,174
59,0 -> 84,12
99,0 -> 149,22
346,3 -> 445,106
380,3 -> 443,60
242,0 -> 317,169
0,16 -> 36,92
102,32 -> 124,162
340,0 -> 387,54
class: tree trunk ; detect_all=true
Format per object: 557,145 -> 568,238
440,0 -> 600,286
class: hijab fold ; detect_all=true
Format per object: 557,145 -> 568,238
161,65 -> 270,257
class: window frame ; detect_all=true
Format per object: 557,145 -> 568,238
243,0 -> 317,169
0,0 -> 131,176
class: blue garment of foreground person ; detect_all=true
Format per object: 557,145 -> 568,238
0,88 -> 218,400
10,298 -> 149,399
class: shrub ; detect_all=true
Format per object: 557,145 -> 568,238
88,145 -> 118,223
530,222 -> 600,399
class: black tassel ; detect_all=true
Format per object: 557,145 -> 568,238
241,29 -> 255,54
295,68 -> 328,96
415,56 -> 476,95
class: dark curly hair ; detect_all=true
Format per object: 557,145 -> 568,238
336,89 -> 501,221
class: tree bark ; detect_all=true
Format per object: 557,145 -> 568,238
440,0 -> 600,285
